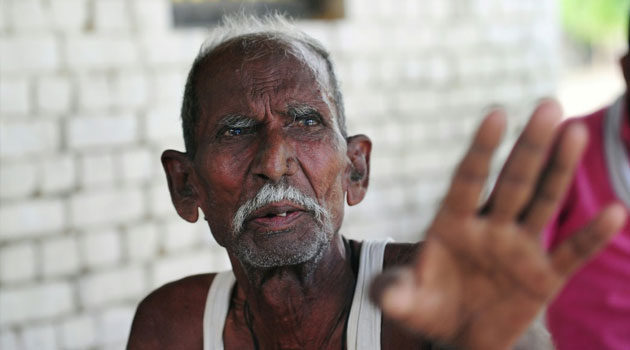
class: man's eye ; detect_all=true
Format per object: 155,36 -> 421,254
296,116 -> 320,127
222,127 -> 250,137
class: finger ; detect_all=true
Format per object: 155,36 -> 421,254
551,203 -> 627,277
489,100 -> 563,222
520,122 -> 588,236
376,268 -> 448,335
442,110 -> 506,216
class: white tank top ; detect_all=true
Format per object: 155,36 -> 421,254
202,239 -> 391,350
603,95 -> 630,208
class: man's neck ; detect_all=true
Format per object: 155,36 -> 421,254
229,235 -> 357,349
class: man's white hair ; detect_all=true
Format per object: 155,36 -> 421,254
180,12 -> 347,157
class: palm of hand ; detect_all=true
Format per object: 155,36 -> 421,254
375,101 -> 627,350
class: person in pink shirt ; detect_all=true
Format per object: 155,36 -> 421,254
543,22 -> 630,350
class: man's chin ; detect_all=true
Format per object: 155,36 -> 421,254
231,228 -> 332,268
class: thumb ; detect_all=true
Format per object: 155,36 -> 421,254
370,267 -> 416,318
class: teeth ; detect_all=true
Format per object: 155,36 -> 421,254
277,212 -> 287,217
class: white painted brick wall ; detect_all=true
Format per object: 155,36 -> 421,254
21,324 -> 57,350
0,120 -> 59,158
0,35 -> 60,73
131,0 -> 171,33
49,0 -> 88,32
0,282 -> 73,326
0,199 -> 66,239
0,0 -> 560,346
67,114 -> 137,149
98,306 -> 135,346
120,148 -> 153,183
65,36 -> 139,70
0,78 -> 30,115
59,314 -> 97,350
40,155 -> 76,194
0,330 -> 19,350
93,0 -> 132,33
0,243 -> 37,283
80,229 -> 122,268
69,188 -> 144,227
79,152 -> 116,187
41,236 -> 80,278
0,161 -> 38,199
79,266 -> 144,308
111,72 -> 149,109
151,251 -> 217,288
162,219 -> 206,253
8,0 -> 50,33
36,75 -> 72,114
125,222 -> 159,262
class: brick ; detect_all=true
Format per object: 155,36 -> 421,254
0,120 -> 59,158
0,282 -> 73,326
0,330 -> 19,350
0,35 -> 60,73
50,0 -> 88,32
60,314 -> 97,350
79,266 -> 144,308
36,75 -> 72,113
336,23 -> 385,54
0,161 -> 38,199
148,181 -> 176,217
163,219 -> 206,253
151,70 -> 187,104
79,152 -> 116,187
111,72 -> 148,109
70,188 -> 144,227
0,78 -> 30,114
65,36 -> 139,70
94,0 -> 131,33
141,34 -> 204,66
98,306 -> 135,346
41,236 -> 80,277
77,73 -> 111,111
21,324 -> 57,350
0,199 -> 65,239
146,106 -> 183,141
394,90 -> 441,114
67,114 -> 137,149
152,251 -> 215,288
40,155 -> 76,194
120,148 -> 153,183
80,229 -> 122,268
9,0 -> 50,32
131,0 -> 172,33
125,222 -> 159,261
0,242 -> 37,283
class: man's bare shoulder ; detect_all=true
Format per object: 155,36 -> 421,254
384,241 -> 421,268
127,273 -> 217,349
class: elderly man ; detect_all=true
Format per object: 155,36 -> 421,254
127,15 -> 627,350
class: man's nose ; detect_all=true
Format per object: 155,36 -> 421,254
251,129 -> 298,182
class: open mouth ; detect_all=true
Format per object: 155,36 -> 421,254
246,203 -> 307,230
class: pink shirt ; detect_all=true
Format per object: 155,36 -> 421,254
544,97 -> 630,350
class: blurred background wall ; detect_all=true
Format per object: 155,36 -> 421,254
0,0 -> 625,349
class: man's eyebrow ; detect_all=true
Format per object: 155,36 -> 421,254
217,114 -> 257,128
287,103 -> 320,118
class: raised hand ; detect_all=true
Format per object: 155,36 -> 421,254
373,100 -> 627,349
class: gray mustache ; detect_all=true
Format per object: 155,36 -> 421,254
232,182 -> 330,234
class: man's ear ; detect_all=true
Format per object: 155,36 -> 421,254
161,150 -> 200,223
345,135 -> 372,206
